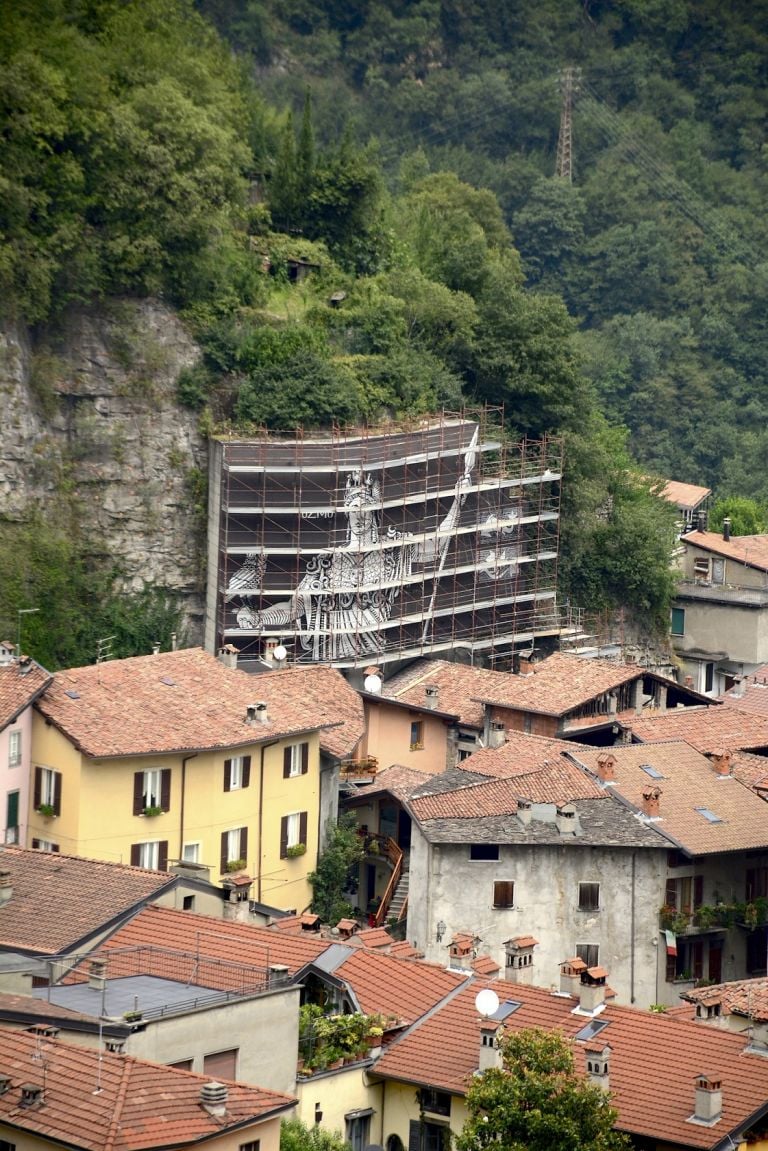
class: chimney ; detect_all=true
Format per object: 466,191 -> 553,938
489,721 -> 506,749
556,805 -> 578,836
425,684 -> 439,710
152,642 -> 160,655
693,1074 -> 722,1123
269,963 -> 290,985
478,1020 -> 503,1071
246,701 -> 269,726
0,1075 -> 10,1095
516,799 -> 532,827
559,957 -> 587,996
504,936 -> 538,983
518,658 -> 535,675
697,510 -> 708,533
586,1044 -> 611,1092
218,644 -> 239,669
723,518 -> 731,542
641,786 -> 662,818
712,749 -> 732,778
448,933 -> 480,970
20,1083 -> 44,1108
596,753 -> 616,783
263,637 -> 278,662
171,632 -> 178,651
607,692 -> 618,716
0,870 -> 12,907
578,966 -> 607,1014
88,957 -> 107,992
200,1081 -> 228,1118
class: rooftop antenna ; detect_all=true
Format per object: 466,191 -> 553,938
16,607 -> 39,658
96,635 -> 116,664
556,66 -> 581,182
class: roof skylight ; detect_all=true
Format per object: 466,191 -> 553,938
640,764 -> 664,779
695,807 -> 723,823
490,1000 -> 522,1022
574,1018 -> 611,1042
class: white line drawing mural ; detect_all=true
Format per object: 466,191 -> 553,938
229,429 -> 479,661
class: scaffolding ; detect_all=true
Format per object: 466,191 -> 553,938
204,409 -> 564,669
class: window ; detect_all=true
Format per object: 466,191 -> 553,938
346,1113 -> 373,1151
671,607 -> 685,636
576,943 -> 599,968
182,895 -> 195,911
418,1089 -> 451,1117
130,840 -> 169,870
408,1120 -> 450,1151
5,791 -> 19,845
578,882 -> 600,912
470,844 -> 499,861
8,731 -> 21,769
0,1139 -> 17,1150
283,743 -> 308,778
747,869 -> 768,901
224,755 -> 251,791
492,881 -> 515,908
665,875 -> 703,913
667,939 -> 704,983
33,767 -> 61,816
712,558 -> 725,585
240,1142 -> 261,1151
132,768 -> 170,815
704,662 -> 714,694
203,1049 -> 237,1079
693,557 -> 710,581
169,1059 -> 193,1071
221,827 -> 248,872
280,812 -> 308,858
182,842 -> 200,863
410,720 -> 424,750
31,839 -> 59,852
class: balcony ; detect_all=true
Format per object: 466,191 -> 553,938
340,756 -> 378,782
675,580 -> 768,608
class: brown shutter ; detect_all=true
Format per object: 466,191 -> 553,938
239,826 -> 248,861
220,832 -> 228,873
408,1120 -> 421,1151
694,875 -> 704,909
33,767 -> 42,811
32,839 -> 40,850
665,878 -> 677,907
242,756 -> 251,788
52,772 -> 62,817
133,772 -> 144,815
283,747 -> 292,778
223,759 -> 232,792
158,841 -> 168,871
160,770 -> 171,812
130,844 -> 141,867
301,742 -> 309,774
299,811 -> 307,846
280,816 -> 289,859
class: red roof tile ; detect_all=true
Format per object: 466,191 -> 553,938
628,703 -> 768,754
0,1029 -> 294,1150
470,652 -> 645,717
374,978 -> 768,1149
661,481 -> 711,509
383,661 -> 511,729
35,648 -> 359,759
471,955 -> 500,976
355,927 -> 393,949
723,681 -> 768,718
683,977 -> 768,1022
569,742 -> 768,855
389,941 -> 423,959
681,530 -> 768,571
0,660 -> 51,729
0,848 -> 175,955
335,949 -> 467,1025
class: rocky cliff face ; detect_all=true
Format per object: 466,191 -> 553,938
0,300 -> 207,640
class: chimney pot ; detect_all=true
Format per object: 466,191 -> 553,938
723,517 -> 731,542
693,1074 -> 722,1123
0,871 -> 12,906
200,1081 -> 228,1117
586,1043 -> 611,1091
712,749 -> 732,777
596,754 -> 616,783
218,644 -> 239,669
641,786 -> 662,818
20,1083 -> 44,1108
559,957 -> 587,995
246,701 -> 269,725
578,966 -> 607,1014
425,685 -> 439,710
478,1020 -> 503,1071
489,721 -> 506,749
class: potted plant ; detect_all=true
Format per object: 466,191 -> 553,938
143,805 -> 163,817
286,843 -> 306,858
225,858 -> 247,873
123,1009 -> 143,1023
37,803 -> 56,818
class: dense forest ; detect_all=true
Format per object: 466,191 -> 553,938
2,0 -> 766,666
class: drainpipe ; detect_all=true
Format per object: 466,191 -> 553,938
179,753 -> 198,861
258,740 -> 279,903
630,851 -> 636,1004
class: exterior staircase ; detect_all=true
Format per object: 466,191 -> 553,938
387,865 -> 410,923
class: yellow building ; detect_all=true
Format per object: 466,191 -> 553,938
29,649 -> 363,912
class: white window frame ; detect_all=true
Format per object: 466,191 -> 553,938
286,812 -> 301,849
137,841 -> 161,870
143,769 -> 162,809
286,746 -> 302,778
35,839 -> 58,853
40,768 -> 57,807
229,756 -> 244,790
182,842 -> 201,863
226,827 -> 242,863
8,731 -> 21,769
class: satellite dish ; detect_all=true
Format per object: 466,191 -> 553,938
364,673 -> 382,695
475,988 -> 500,1018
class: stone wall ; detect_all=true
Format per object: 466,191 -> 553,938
0,300 -> 207,640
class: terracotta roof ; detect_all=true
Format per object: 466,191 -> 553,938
0,1029 -> 294,1151
348,764 -> 434,804
35,648 -> 353,758
681,529 -> 768,571
460,730 -> 592,780
334,948 -> 467,1025
661,480 -> 711,509
373,977 -> 768,1149
724,681 -> 768,718
569,742 -> 768,855
683,977 -> 768,1022
470,652 -> 645,717
389,941 -> 424,959
0,660 -> 51,730
0,847 -> 176,956
471,955 -> 500,976
355,927 -> 393,949
628,702 -> 768,754
383,660 -> 510,728
0,992 -> 102,1026
101,904 -> 331,978
506,935 -> 538,949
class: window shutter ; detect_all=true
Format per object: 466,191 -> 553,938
32,839 -> 41,850
160,770 -> 171,812
299,811 -> 307,846
665,878 -> 677,907
283,747 -> 292,778
130,844 -> 141,867
301,742 -> 309,774
280,816 -> 289,859
133,772 -> 144,815
33,767 -> 42,811
224,759 -> 232,792
158,841 -> 169,871
408,1121 -> 421,1151
53,772 -> 62,817
239,826 -> 248,861
242,756 -> 251,788
694,875 -> 704,908
220,832 -> 228,873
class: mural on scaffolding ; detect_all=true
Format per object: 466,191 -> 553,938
210,414 -> 562,667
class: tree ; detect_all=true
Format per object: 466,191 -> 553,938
280,1118 -> 348,1151
308,813 -> 364,925
709,496 -> 767,536
458,1028 -> 630,1151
